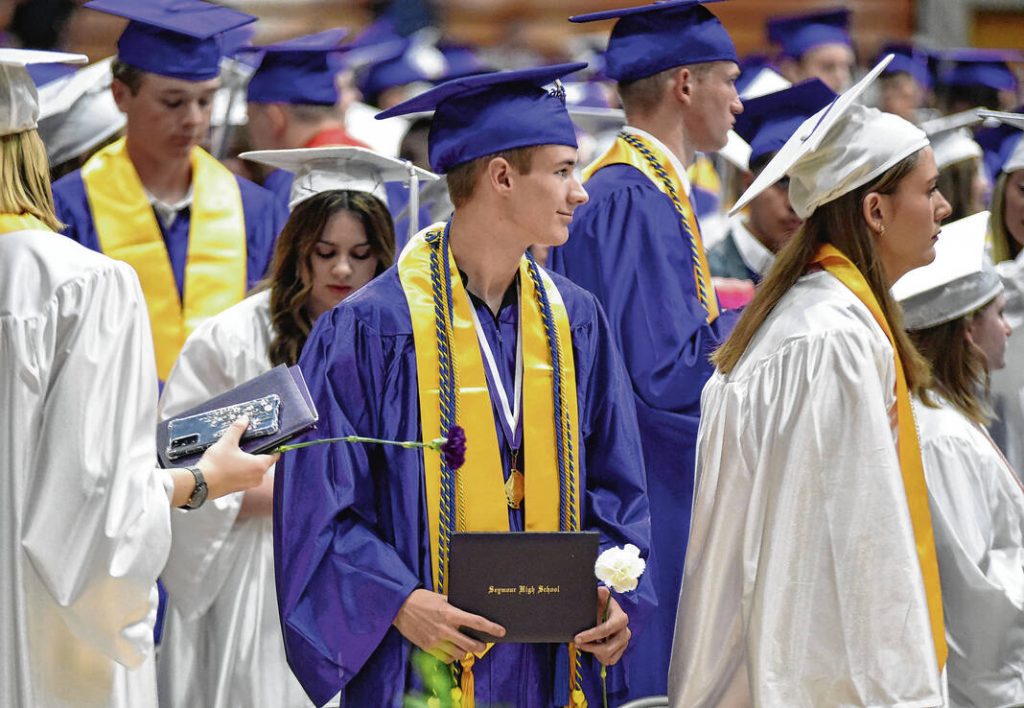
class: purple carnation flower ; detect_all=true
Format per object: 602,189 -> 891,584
442,425 -> 467,470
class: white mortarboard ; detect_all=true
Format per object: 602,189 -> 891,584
892,211 -> 1001,330
739,67 -> 791,100
239,145 -> 439,234
36,57 -> 125,166
0,48 -> 87,138
920,109 -> 983,171
731,55 -> 929,219
977,109 -> 1024,175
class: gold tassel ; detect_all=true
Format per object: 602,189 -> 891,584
458,653 -> 475,708
568,643 -> 587,707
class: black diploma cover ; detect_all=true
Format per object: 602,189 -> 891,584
156,364 -> 318,468
447,531 -> 599,643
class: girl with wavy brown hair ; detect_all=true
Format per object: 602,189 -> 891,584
669,62 -> 954,707
154,147 -> 411,708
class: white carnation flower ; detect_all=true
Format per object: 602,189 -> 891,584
594,543 -> 646,593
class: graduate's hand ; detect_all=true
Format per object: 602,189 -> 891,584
198,417 -> 279,502
574,586 -> 630,666
393,589 -> 506,663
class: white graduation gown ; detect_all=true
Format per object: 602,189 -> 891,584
0,229 -> 170,707
156,290 -> 312,708
916,395 -> 1024,708
668,270 -> 945,707
990,252 -> 1024,477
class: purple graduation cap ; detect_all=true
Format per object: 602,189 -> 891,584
976,107 -> 1024,181
356,37 -> 447,105
83,0 -> 256,82
766,7 -> 851,60
569,0 -> 737,82
877,42 -> 933,90
939,48 -> 1022,93
244,29 -> 349,106
375,62 -> 587,174
733,78 -> 837,167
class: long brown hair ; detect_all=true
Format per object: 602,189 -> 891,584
910,309 -> 993,425
990,172 -> 1021,263
0,129 -> 62,230
713,151 -> 932,395
266,189 -> 396,366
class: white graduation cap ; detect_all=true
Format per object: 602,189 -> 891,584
240,146 -> 439,240
920,109 -> 983,171
0,48 -> 87,138
36,57 -> 125,166
731,55 -> 929,219
740,67 -> 791,100
718,130 -> 752,172
978,109 -> 1024,174
892,210 -> 1001,330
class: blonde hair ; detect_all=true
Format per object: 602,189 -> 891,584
0,129 -> 62,231
989,172 -> 1020,263
713,151 -> 932,395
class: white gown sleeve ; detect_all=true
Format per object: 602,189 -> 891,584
19,261 -> 171,668
921,427 -> 1024,707
157,304 -> 270,619
672,326 -> 943,707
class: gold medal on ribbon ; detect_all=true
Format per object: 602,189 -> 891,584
505,469 -> 525,509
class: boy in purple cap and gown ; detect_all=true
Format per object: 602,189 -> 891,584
766,8 -> 855,93
51,0 -> 286,383
547,1 -> 742,697
273,64 -> 653,708
244,29 -> 371,211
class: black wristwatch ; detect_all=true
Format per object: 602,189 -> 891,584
179,466 -> 208,510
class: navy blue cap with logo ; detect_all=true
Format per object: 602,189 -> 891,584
733,78 -> 837,167
245,29 -> 349,106
569,0 -> 737,83
84,0 -> 256,82
375,62 -> 587,174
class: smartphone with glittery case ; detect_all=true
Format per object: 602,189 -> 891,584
166,394 -> 281,461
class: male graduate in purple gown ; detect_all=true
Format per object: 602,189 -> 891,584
51,0 -> 286,383
273,63 -> 653,707
547,0 -> 743,698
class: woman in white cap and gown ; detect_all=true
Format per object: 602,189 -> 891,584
156,146 -> 432,708
978,111 -> 1024,476
668,57 -> 953,706
0,48 -> 274,708
893,211 -> 1024,707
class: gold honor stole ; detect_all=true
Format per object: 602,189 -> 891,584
812,244 -> 947,671
583,131 -> 720,323
81,138 -> 247,380
0,213 -> 51,233
398,226 -> 581,590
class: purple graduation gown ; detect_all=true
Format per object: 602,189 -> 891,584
52,169 -> 286,295
547,163 -> 739,698
274,265 -> 653,707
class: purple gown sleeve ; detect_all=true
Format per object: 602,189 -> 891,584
273,305 -> 422,707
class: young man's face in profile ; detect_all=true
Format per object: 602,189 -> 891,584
507,144 -> 589,247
